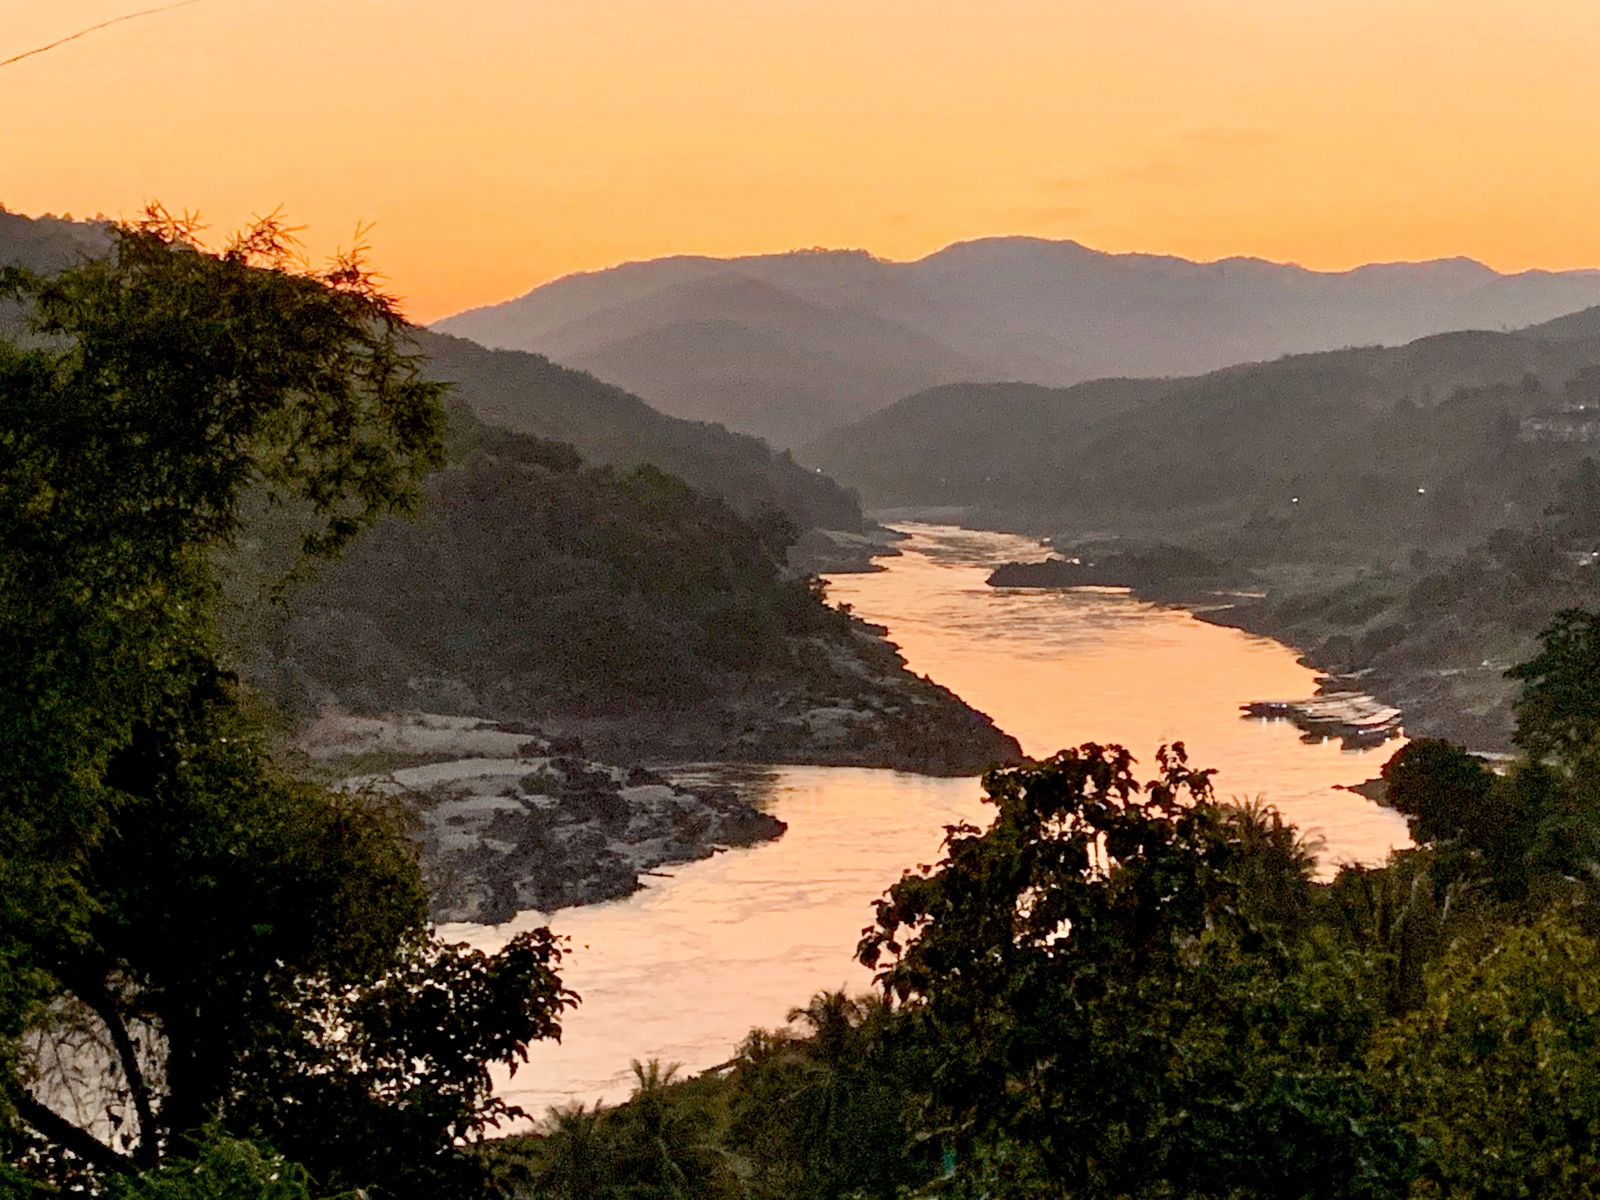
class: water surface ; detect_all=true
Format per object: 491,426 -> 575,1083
447,524 -> 1409,1115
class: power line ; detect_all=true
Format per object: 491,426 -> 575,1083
0,1 -> 207,70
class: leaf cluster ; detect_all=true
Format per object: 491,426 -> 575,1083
0,214 -> 568,1199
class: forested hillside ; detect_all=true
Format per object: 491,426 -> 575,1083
804,377 -> 1169,505
234,403 -> 1017,774
810,324 -> 1600,556
0,209 -> 864,536
1521,303 -> 1600,340
438,236 -> 1600,446
414,329 -> 864,532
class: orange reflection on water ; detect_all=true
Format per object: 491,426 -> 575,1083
828,524 -> 1411,860
453,523 -> 1409,1116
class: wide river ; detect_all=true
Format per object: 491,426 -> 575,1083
446,524 -> 1410,1117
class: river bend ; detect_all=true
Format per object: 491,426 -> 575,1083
445,524 -> 1409,1114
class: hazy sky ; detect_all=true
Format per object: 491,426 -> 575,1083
6,0 -> 1600,321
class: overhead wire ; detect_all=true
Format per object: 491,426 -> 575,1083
1,0 -> 207,70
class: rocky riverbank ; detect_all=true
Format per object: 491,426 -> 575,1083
984,549 -> 1550,753
1193,596 -> 1520,753
297,713 -> 785,924
529,622 -> 1021,775
787,525 -> 906,575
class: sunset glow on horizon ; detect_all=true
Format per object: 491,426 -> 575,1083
6,0 -> 1600,321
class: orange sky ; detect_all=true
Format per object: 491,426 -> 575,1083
6,0 -> 1600,322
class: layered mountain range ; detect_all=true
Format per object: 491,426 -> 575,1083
436,237 -> 1600,447
11,206 -> 1600,754
807,311 -> 1600,541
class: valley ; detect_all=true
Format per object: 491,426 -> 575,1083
446,524 -> 1411,1115
438,238 -> 1600,448
5,199 -> 1599,1197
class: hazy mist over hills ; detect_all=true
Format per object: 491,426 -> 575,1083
436,236 -> 1600,447
437,264 -> 983,450
807,315 -> 1600,543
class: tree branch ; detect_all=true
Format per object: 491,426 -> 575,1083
58,968 -> 160,1168
10,1089 -> 133,1176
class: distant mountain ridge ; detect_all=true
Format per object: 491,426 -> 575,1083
442,263 -> 983,450
436,237 -> 1600,447
806,318 -> 1600,546
0,208 -> 109,333
0,207 -> 107,261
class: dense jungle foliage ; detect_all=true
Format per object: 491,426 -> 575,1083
506,619 -> 1600,1198
0,218 -> 573,1198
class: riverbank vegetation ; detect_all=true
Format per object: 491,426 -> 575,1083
9,216 -> 1600,1199
503,610 -> 1600,1197
816,330 -> 1600,750
0,215 -> 573,1197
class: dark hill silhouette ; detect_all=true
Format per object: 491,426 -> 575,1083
1520,305 -> 1600,341
0,206 -> 107,272
412,330 -> 862,531
0,209 -> 861,534
474,272 -> 983,450
807,323 -> 1600,552
436,237 -> 1600,446
0,207 -> 108,332
802,378 -> 1167,505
